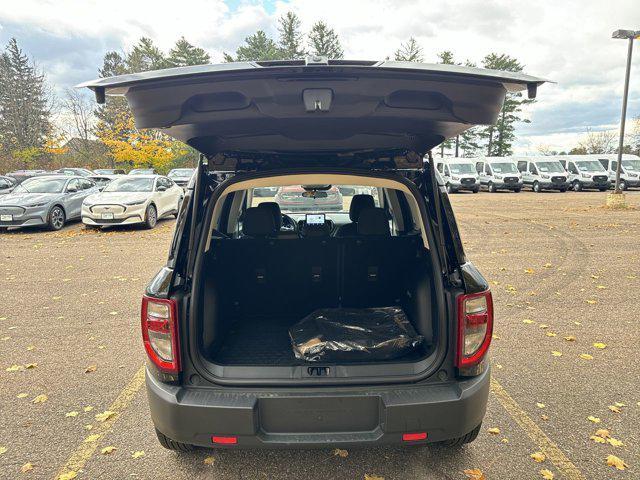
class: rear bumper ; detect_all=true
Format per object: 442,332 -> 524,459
146,366 -> 490,448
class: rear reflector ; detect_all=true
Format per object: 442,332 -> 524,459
212,436 -> 238,445
402,432 -> 427,442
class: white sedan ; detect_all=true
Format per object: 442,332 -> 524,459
82,175 -> 183,229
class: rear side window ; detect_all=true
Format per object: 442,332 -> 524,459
475,162 -> 483,174
599,159 -> 608,169
517,161 -> 527,172
530,164 -> 538,175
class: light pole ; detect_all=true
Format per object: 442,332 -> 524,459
612,29 -> 639,195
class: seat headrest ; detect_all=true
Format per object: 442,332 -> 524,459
241,207 -> 277,237
349,194 -> 375,221
357,208 -> 390,236
258,202 -> 282,230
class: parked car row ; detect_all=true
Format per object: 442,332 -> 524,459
436,154 -> 640,193
0,172 -> 185,232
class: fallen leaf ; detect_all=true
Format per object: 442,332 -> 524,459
591,274 -> 600,279
530,452 -> 546,463
487,427 -> 500,435
58,472 -> 77,480
596,285 -> 607,290
524,268 -> 535,274
541,414 -> 549,420
590,435 -> 606,444
6,364 -> 24,372
84,365 -> 97,373
614,402 -> 626,407
101,446 -> 116,455
463,470 -> 485,480
606,455 -> 628,471
21,462 -> 33,473
501,438 -> 509,443
546,332 -> 557,337
17,393 -> 28,398
579,353 -> 593,360
593,342 -> 607,349
586,299 -> 597,305
333,448 -> 349,457
587,416 -> 601,423
84,424 -> 93,430
203,456 -> 215,465
539,324 -> 549,329
84,434 -> 100,443
551,351 -> 563,357
109,311 -> 118,316
25,363 -> 37,369
563,336 -> 576,342
536,403 -> 545,409
83,406 -> 94,412
540,468 -> 554,479
607,438 -> 624,447
543,263 -> 552,268
32,394 -> 48,403
594,429 -> 610,438
608,405 -> 621,413
0,447 -> 6,455
131,451 -> 145,459
65,411 -> 79,418
95,410 -> 115,422
523,319 -> 535,324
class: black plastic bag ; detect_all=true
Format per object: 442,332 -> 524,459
289,307 -> 423,362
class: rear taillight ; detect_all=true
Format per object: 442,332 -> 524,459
456,290 -> 493,368
141,296 -> 180,374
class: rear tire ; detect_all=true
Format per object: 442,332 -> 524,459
559,187 -> 568,193
572,181 -> 582,192
487,182 -> 496,193
47,206 -> 66,231
533,181 -> 541,193
436,423 -> 481,448
619,180 -> 627,191
155,428 -> 195,452
445,183 -> 453,194
598,187 -> 607,192
514,188 -> 522,193
144,204 -> 157,229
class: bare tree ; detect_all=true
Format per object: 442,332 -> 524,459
578,128 -> 616,154
60,88 -> 105,166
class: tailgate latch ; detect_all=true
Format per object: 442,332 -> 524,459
303,89 -> 333,112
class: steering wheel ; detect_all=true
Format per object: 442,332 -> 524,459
281,214 -> 298,232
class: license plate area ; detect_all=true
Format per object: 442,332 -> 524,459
101,212 -> 114,220
259,396 -> 380,433
0,214 -> 12,221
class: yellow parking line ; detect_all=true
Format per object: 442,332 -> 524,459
54,365 -> 146,480
490,377 -> 585,480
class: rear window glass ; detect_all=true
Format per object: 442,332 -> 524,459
251,185 -> 380,214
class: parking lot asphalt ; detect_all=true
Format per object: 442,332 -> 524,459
0,191 -> 638,480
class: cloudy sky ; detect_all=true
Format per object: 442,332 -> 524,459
1,0 -> 638,153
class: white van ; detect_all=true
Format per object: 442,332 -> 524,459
597,154 -> 640,190
516,157 -> 569,192
435,159 -> 480,193
558,155 -> 610,191
474,157 -> 523,192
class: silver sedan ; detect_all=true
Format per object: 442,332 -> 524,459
0,175 -> 98,231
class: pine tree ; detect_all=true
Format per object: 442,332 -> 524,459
0,38 -> 52,165
308,21 -> 344,59
394,38 -> 424,62
224,31 -> 282,62
126,37 -> 166,72
481,53 -> 533,157
278,12 -> 306,59
167,37 -> 210,67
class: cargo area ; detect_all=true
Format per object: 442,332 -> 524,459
199,233 -> 437,369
